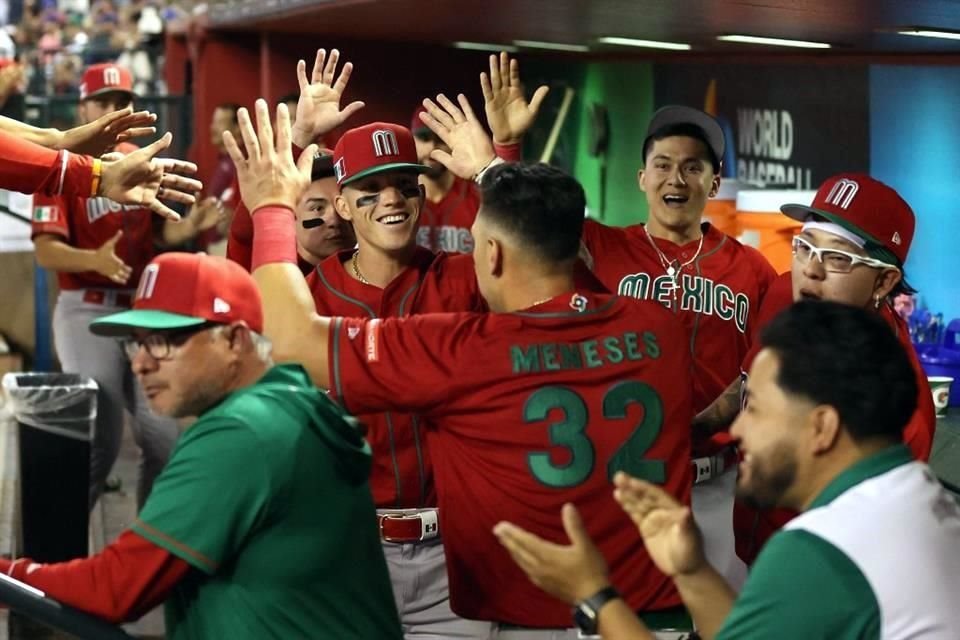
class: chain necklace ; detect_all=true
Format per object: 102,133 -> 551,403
643,226 -> 705,293
351,250 -> 369,285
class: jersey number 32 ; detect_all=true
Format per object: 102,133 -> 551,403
524,381 -> 665,488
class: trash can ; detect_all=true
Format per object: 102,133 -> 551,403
2,373 -> 97,562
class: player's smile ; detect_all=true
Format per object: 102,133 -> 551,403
662,192 -> 690,209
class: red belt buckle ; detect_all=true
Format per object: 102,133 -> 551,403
378,511 -> 439,543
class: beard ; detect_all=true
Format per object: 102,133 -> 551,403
736,440 -> 799,510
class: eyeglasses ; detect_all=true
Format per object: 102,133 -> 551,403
791,235 -> 897,274
121,324 -> 218,361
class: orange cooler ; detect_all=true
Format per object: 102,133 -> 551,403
703,180 -> 741,238
735,190 -> 815,274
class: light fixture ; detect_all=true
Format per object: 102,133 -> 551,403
597,36 -> 691,51
717,34 -> 831,49
513,39 -> 590,52
896,29 -> 960,41
451,41 -> 519,53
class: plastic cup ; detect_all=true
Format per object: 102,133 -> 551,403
928,376 -> 954,417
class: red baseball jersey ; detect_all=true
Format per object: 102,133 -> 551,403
328,291 -> 694,625
30,144 -> 157,291
417,177 -> 480,254
733,272 -> 937,564
582,220 -> 776,453
308,246 -> 483,509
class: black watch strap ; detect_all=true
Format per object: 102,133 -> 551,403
573,585 -> 621,634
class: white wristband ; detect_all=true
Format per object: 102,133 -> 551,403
473,156 -> 506,185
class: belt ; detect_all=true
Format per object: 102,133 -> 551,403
691,446 -> 739,485
82,289 -> 133,307
377,509 -> 439,543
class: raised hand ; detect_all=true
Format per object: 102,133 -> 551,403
291,48 -> 365,149
492,503 -> 611,605
99,132 -> 202,221
188,197 -> 224,232
613,472 -> 707,578
224,100 -> 315,213
59,107 -> 158,156
93,230 -> 132,284
482,52 -> 549,144
419,93 -> 496,180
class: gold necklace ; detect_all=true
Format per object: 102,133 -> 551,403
643,226 -> 704,291
351,250 -> 369,285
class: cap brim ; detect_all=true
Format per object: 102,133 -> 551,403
89,309 -> 206,337
82,87 -> 136,101
780,204 -> 884,247
341,162 -> 430,186
645,106 -> 725,165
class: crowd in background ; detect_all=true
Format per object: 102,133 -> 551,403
0,0 -> 195,116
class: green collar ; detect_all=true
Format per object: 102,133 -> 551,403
807,444 -> 913,510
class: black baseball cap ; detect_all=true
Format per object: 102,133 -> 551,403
643,105 -> 725,168
311,149 -> 336,182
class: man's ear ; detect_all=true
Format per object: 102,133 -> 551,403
334,194 -> 353,222
807,405 -> 842,455
489,237 -> 504,278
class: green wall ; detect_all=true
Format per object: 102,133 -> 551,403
573,61 -> 653,226
522,58 -> 654,228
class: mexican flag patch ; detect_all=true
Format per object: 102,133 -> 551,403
33,206 -> 59,223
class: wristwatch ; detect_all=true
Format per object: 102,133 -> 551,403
572,585 -> 621,635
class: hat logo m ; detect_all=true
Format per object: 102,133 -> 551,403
334,157 -> 346,183
103,66 -> 121,86
136,264 -> 160,300
371,130 -> 399,157
825,179 -> 859,209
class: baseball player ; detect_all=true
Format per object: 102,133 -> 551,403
414,52 -> 542,254
232,100 -> 697,637
693,174 -> 937,563
1,252 -> 403,640
32,63 -> 215,508
294,151 -> 356,270
494,301 -> 960,640
286,50 -> 493,638
417,97 -> 774,589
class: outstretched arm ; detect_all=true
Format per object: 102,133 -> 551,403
225,99 -> 333,388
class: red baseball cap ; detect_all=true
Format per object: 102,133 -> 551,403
80,63 -> 134,101
332,122 -> 428,186
781,173 -> 915,266
410,106 -> 430,135
89,253 -> 263,336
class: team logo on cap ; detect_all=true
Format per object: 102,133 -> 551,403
136,264 -> 160,301
825,179 -> 859,209
371,129 -> 399,157
102,66 -> 122,86
333,158 -> 346,183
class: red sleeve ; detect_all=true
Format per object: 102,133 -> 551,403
0,530 -> 191,623
493,141 -> 522,162
905,369 -> 936,461
328,314 -> 474,416
742,272 -> 793,371
0,131 -> 94,197
30,192 -> 70,240
226,199 -> 253,271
